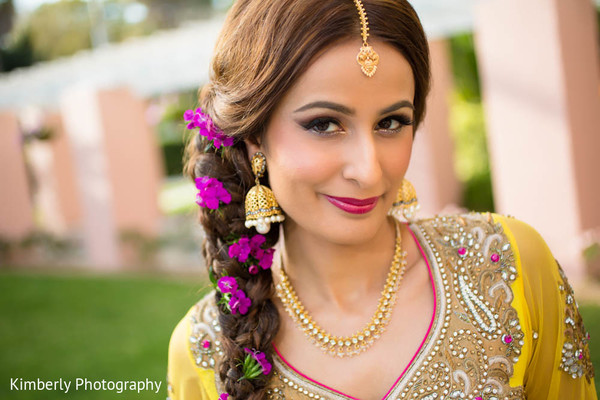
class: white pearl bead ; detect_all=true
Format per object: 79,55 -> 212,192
256,219 -> 270,234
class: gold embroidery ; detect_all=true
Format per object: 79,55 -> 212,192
393,213 -> 525,400
189,214 -> 530,399
188,293 -> 223,370
557,263 -> 595,382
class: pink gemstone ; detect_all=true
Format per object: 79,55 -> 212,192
458,247 -> 467,256
579,353 -> 584,359
491,253 -> 500,263
502,334 -> 513,344
202,340 -> 211,349
475,397 -> 483,400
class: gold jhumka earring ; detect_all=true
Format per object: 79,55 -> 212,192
244,152 -> 285,234
390,179 -> 420,222
354,0 -> 379,77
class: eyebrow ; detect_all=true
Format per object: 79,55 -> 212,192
293,100 -> 415,115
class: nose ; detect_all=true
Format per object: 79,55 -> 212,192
341,128 -> 383,188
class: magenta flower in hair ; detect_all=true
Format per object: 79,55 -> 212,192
215,277 -> 251,315
228,237 -> 252,263
218,393 -> 229,400
195,176 -> 231,210
229,289 -> 252,315
213,133 -> 234,149
258,248 -> 274,270
183,108 -> 203,130
228,234 -> 274,273
239,348 -> 272,381
184,108 -> 234,149
217,276 -> 238,294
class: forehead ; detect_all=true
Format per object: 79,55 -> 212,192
276,39 -> 415,113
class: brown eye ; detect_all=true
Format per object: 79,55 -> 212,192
376,115 -> 414,136
378,118 -> 399,130
302,117 -> 342,136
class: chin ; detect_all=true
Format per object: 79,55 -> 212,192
317,210 -> 392,245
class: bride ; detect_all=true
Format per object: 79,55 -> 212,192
167,0 -> 597,399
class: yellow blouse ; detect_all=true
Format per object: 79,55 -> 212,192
167,213 -> 597,399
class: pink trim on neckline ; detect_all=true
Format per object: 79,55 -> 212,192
271,222 -> 438,400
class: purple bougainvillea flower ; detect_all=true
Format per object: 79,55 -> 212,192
195,176 -> 231,210
229,289 -> 252,315
184,108 -> 206,130
213,133 -> 234,149
218,393 -> 229,400
258,248 -> 274,270
244,348 -> 272,376
249,234 -> 266,251
184,107 -> 234,148
228,237 -> 252,263
217,276 -> 238,294
183,109 -> 195,121
248,264 -> 259,275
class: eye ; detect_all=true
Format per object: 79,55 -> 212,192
302,117 -> 343,136
376,115 -> 413,136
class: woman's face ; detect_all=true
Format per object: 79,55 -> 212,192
247,39 -> 416,245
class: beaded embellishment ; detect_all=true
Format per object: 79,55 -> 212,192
556,264 -> 595,381
391,213 -> 525,400
189,295 -> 224,370
186,214 -> 594,399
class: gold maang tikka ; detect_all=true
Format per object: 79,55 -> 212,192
353,0 -> 379,77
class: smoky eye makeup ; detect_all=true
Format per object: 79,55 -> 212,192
298,113 -> 414,137
299,116 -> 343,136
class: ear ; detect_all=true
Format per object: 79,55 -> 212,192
243,137 -> 262,162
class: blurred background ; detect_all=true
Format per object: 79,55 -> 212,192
0,0 -> 599,398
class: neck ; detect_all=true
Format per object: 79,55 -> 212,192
276,218 -> 398,313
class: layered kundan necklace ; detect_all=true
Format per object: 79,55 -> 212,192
275,222 -> 408,357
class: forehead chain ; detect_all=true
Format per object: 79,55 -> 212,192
353,0 -> 380,77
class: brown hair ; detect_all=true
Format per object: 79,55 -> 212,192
183,0 -> 430,398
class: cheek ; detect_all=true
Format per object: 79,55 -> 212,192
264,128 -> 339,203
385,138 -> 413,178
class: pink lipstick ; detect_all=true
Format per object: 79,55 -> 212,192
324,195 -> 379,214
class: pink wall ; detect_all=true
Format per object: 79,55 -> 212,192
59,86 -> 163,269
47,113 -> 82,232
474,0 -> 600,281
0,111 -> 34,239
98,88 -> 163,237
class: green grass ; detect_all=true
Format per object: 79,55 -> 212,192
0,269 -> 210,400
1,270 -> 599,399
580,305 -> 600,392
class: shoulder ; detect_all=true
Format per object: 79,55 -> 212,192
169,290 -> 223,370
167,290 -> 222,399
411,211 -> 554,267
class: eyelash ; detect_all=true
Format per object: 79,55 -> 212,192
301,115 -> 413,137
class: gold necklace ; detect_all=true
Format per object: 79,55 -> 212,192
275,223 -> 407,357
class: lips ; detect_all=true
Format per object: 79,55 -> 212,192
324,195 -> 379,214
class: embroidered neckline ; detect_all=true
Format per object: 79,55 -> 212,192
189,213 -> 532,399
269,221 -> 438,399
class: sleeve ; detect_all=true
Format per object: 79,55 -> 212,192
497,215 -> 597,399
167,306 -> 218,400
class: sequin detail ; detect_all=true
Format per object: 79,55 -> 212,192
189,295 -> 223,370
394,213 -> 525,400
557,264 -> 595,381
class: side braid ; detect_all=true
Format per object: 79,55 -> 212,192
184,97 -> 281,399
